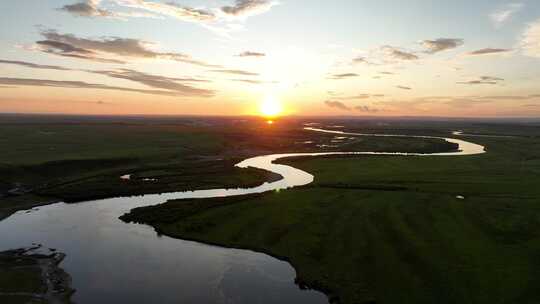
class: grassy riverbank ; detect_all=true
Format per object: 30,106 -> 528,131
0,246 -> 73,303
121,128 -> 540,304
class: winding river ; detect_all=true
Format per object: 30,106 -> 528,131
0,128 -> 485,304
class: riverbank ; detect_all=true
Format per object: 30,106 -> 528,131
0,245 -> 74,303
120,132 -> 540,304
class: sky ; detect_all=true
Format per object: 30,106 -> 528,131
1,0 -> 540,117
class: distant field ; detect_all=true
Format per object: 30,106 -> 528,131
122,125 -> 540,304
0,115 -> 462,220
0,119 -> 266,219
0,124 -> 223,166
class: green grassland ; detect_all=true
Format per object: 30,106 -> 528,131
121,130 -> 540,303
0,123 -> 226,219
3,115 -> 539,303
0,116 -> 458,220
0,119 -> 298,219
0,124 -> 221,166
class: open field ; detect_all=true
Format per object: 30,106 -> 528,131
0,115 -> 459,220
0,115 -> 311,218
121,123 -> 540,304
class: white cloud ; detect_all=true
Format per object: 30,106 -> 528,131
59,0 -> 278,37
490,3 -> 523,28
114,0 -> 216,22
521,18 -> 540,57
61,0 -> 278,23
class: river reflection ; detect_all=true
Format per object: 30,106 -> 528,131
0,198 -> 327,304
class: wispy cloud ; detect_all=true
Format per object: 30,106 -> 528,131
352,40 -> 448,67
376,94 -> 539,111
490,3 -> 523,28
521,18 -> 540,58
114,0 -> 216,22
0,59 -> 71,71
474,95 -> 540,100
396,85 -> 412,90
35,39 -> 126,64
60,0 -> 161,19
87,69 -> 213,96
0,77 -> 210,97
372,94 -> 540,114
236,51 -> 266,57
381,46 -> 419,61
342,94 -> 371,99
231,78 -> 278,84
324,100 -> 351,111
60,0 -> 278,23
231,79 -> 263,84
333,93 -> 385,100
353,39 -> 463,66
352,56 -> 374,65
428,95 -> 539,108
421,38 -> 464,53
33,29 -> 220,67
352,45 -> 418,66
443,97 -> 492,108
355,105 -> 379,113
208,69 -> 259,76
58,0 -> 278,39
0,59 -> 213,97
324,100 -> 380,113
467,48 -> 513,56
329,73 -> 359,80
457,76 -> 504,85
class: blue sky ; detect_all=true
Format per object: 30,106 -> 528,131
1,0 -> 540,116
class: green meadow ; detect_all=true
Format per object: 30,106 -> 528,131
122,129 -> 540,304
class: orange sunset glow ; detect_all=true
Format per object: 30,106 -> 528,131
0,1 -> 540,117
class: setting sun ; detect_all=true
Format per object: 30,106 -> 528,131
259,96 -> 283,118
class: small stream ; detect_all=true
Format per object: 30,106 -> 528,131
0,128 -> 485,303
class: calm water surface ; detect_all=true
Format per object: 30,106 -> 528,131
0,128 -> 485,303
